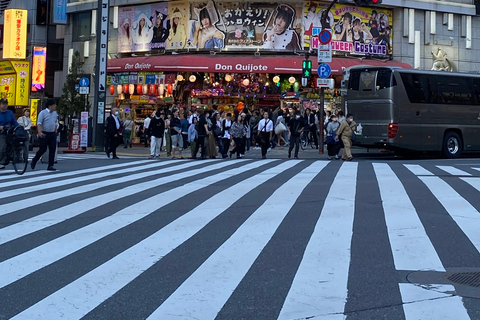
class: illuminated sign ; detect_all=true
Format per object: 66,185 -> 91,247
31,99 -> 40,125
32,46 -> 47,91
0,61 -> 30,106
3,9 -> 28,59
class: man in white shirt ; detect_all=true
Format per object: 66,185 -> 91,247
257,111 -> 273,159
31,99 -> 58,171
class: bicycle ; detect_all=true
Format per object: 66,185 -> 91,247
300,129 -> 315,150
2,126 -> 29,175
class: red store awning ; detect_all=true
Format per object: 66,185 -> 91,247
107,54 -> 411,76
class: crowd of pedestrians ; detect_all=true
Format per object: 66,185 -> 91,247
126,105 -> 357,161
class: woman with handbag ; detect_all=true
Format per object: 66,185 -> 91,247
274,110 -> 288,147
229,115 -> 246,159
206,111 -> 218,159
326,115 -> 340,160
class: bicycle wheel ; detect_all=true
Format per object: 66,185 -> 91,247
300,133 -> 307,150
12,144 -> 28,175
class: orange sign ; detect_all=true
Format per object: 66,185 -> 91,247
32,47 -> 46,91
3,9 -> 28,59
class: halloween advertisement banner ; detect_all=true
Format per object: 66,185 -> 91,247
303,1 -> 393,56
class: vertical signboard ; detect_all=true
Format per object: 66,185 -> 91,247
32,47 -> 47,92
3,9 -> 28,59
13,61 -> 30,106
93,0 -> 109,149
80,111 -> 88,147
53,0 -> 68,24
30,98 -> 40,125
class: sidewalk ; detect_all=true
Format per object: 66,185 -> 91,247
54,143 -> 391,160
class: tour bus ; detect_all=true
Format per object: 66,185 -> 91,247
345,66 -> 480,158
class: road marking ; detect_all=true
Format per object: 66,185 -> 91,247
400,284 -> 470,320
0,160 -> 256,289
375,163 -> 444,271
0,160 -> 151,187
419,176 -> 480,254
0,160 -> 198,215
436,166 -> 471,176
278,162 -> 357,320
147,161 -> 326,320
403,164 -> 434,176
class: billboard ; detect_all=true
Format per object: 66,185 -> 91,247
53,0 -> 68,24
3,9 -> 28,59
303,1 -> 393,56
32,47 -> 47,92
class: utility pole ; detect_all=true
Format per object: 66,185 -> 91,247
318,0 -> 338,155
92,0 -> 109,151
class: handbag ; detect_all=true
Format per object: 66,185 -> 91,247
274,122 -> 286,135
326,135 -> 336,145
351,131 -> 356,142
213,126 -> 222,137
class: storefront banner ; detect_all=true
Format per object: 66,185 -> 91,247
187,1 -> 304,51
30,99 -> 39,125
118,2 -> 170,53
303,1 -> 392,56
32,46 -> 47,92
14,61 -> 30,106
80,111 -> 88,148
53,0 -> 67,24
0,75 -> 16,105
3,9 -> 28,59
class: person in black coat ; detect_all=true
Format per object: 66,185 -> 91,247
304,108 -> 318,148
105,107 -> 121,159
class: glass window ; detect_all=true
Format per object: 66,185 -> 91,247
436,75 -> 473,105
400,73 -> 433,103
376,69 -> 394,90
348,70 -> 361,91
72,12 -> 91,42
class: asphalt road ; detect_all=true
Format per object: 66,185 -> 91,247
1,150 -> 480,320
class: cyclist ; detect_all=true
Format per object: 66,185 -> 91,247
0,98 -> 19,169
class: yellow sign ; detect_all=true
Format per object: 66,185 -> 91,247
31,99 -> 40,125
0,61 -> 30,106
32,47 -> 47,91
3,9 -> 28,59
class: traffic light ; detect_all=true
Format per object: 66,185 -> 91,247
353,0 -> 382,5
302,60 -> 312,79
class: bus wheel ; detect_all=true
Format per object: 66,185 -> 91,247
442,131 -> 463,158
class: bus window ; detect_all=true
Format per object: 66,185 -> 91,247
473,78 -> 480,104
400,73 -> 433,103
376,69 -> 394,90
348,70 -> 361,91
436,75 -> 473,105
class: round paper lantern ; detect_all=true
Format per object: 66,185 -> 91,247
177,74 -> 184,82
167,84 -> 173,95
129,84 -> 135,95
288,76 -> 296,84
135,84 -> 141,95
116,84 -> 123,95
242,79 -> 250,86
123,84 -> 129,94
273,76 -> 280,83
110,85 -> 115,95
149,84 -> 156,95
237,101 -> 244,112
159,84 -> 165,95
142,84 -> 148,95
189,75 -> 196,82
225,74 -> 232,82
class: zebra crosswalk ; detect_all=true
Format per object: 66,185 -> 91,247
1,159 -> 480,319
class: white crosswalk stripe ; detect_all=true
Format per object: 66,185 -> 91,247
1,160 -> 479,320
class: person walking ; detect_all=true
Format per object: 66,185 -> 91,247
326,114 -> 340,160
164,112 -> 172,157
31,99 -> 59,170
170,109 -> 184,159
230,115 -> 246,159
257,111 -> 273,159
206,112 -> 218,159
148,110 -> 165,159
17,108 -> 33,154
143,111 -> 154,147
188,116 -> 198,158
193,108 -> 209,159
104,107 -> 121,160
287,111 -> 305,159
0,98 -> 20,169
181,113 -> 189,150
304,108 -> 318,149
221,113 -> 232,158
250,110 -> 260,149
274,109 -> 288,147
214,112 -> 224,156
336,113 -> 357,161
122,114 -> 133,148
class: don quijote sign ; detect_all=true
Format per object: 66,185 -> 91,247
124,63 -> 152,71
215,63 -> 269,73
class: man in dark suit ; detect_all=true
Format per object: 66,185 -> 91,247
304,108 -> 318,149
105,107 -> 121,159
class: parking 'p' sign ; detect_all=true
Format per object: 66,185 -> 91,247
319,30 -> 332,45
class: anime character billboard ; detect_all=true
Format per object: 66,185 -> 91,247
303,1 -> 393,57
118,2 -> 170,53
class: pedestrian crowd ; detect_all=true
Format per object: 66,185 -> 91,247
108,104 -> 357,161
